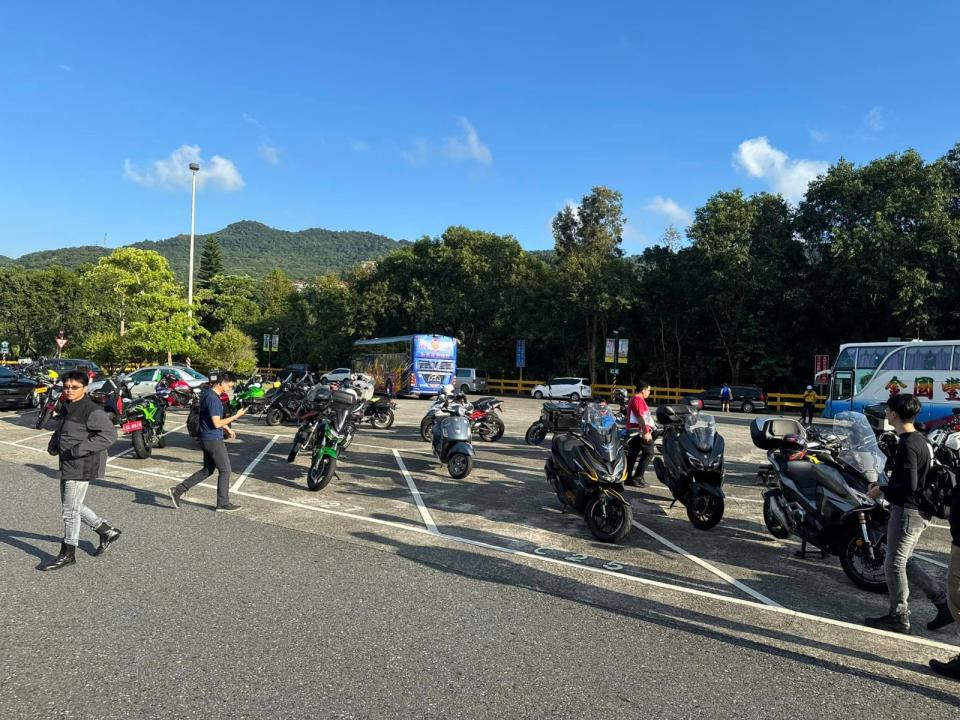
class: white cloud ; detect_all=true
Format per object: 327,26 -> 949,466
647,196 -> 692,226
443,116 -> 492,165
58,64 -> 72,72
733,136 -> 828,203
865,106 -> 885,132
808,128 -> 828,144
124,144 -> 245,192
402,139 -> 428,165
242,112 -> 265,130
352,140 -> 371,152
258,142 -> 280,165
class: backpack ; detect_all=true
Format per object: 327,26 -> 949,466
917,440 -> 958,520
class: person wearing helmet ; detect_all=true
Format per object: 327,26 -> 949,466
801,386 -> 818,425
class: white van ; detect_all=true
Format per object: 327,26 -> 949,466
454,368 -> 487,394
829,340 -> 960,424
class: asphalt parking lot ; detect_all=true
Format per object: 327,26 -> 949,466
1,396 -> 958,717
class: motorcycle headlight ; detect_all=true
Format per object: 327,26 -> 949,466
685,452 -> 704,469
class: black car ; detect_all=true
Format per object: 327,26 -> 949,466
695,385 -> 767,413
0,365 -> 38,408
42,358 -> 102,379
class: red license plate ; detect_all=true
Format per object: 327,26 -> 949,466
122,420 -> 143,434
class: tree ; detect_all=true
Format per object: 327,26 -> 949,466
551,186 -> 633,382
197,326 -> 258,375
197,274 -> 261,333
660,225 -> 683,253
197,236 -> 224,290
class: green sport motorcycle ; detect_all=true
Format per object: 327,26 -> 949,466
287,388 -> 361,491
121,394 -> 168,459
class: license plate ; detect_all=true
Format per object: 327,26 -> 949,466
122,420 -> 143,434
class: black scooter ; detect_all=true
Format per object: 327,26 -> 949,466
431,405 -> 475,479
544,404 -> 633,543
653,399 -> 725,529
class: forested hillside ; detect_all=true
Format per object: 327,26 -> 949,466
1,221 -> 403,279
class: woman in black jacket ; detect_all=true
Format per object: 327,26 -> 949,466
39,370 -> 121,571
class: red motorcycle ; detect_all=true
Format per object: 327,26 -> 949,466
468,397 -> 505,442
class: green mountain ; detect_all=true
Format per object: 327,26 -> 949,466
3,221 -> 404,279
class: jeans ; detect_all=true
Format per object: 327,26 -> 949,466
60,480 -> 102,547
948,544 -> 960,625
177,438 -> 232,507
801,403 -> 815,424
885,505 -> 947,618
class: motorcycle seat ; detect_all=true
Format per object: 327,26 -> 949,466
785,460 -> 851,502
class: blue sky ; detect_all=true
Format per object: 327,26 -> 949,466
1,1 -> 958,257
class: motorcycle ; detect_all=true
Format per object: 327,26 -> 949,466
264,375 -> 314,426
420,387 -> 504,442
431,404 -> 475,479
751,411 -> 890,592
222,374 -> 274,418
359,395 -> 397,429
653,399 -> 726,530
34,374 -> 63,429
28,369 -> 59,409
287,387 -> 361,491
544,402 -> 632,542
121,393 -> 169,459
89,374 -> 135,426
525,400 -> 583,446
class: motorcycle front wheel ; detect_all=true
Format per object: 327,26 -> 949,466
35,406 -> 52,430
448,452 -> 472,479
762,492 -> 791,539
265,407 -> 284,426
370,409 -> 394,429
420,418 -> 434,442
132,430 -> 152,459
307,453 -> 337,491
687,491 -> 724,530
585,495 -> 633,543
839,527 -> 887,593
524,421 -> 547,446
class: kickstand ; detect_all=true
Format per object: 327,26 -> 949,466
669,500 -> 677,509
794,540 -> 827,560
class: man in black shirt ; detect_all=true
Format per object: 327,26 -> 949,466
929,450 -> 960,680
864,394 -> 951,634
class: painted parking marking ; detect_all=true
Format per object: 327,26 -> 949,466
107,423 -> 187,463
392,449 -> 439,534
231,434 -> 280,492
12,430 -> 54,445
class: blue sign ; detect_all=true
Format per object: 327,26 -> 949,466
515,339 -> 526,368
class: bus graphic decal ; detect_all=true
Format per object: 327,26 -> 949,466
885,376 -> 907,396
943,377 -> 960,401
914,376 -> 934,400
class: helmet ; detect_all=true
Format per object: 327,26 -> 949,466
441,383 -> 455,396
806,385 -> 813,391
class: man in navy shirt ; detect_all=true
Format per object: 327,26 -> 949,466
168,371 -> 247,512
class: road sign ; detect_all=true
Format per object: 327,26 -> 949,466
610,367 -> 620,376
617,339 -> 629,364
55,337 -> 67,349
515,339 -> 526,368
604,339 -> 615,363
605,338 -> 630,364
0,341 -> 8,353
815,354 -> 830,375
271,334 -> 279,352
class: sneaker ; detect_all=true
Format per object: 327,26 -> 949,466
929,654 -> 960,681
927,603 -> 957,632
864,613 -> 910,634
215,503 -> 241,513
168,487 -> 182,509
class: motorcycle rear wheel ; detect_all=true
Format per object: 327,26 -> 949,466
371,409 -> 394,429
525,421 -> 547,446
265,407 -> 284,426
420,418 -> 434,442
687,492 -> 724,530
132,430 -> 152,459
477,416 -> 505,442
585,495 -> 633,543
839,527 -> 887,593
287,442 -> 303,463
307,454 -> 337,491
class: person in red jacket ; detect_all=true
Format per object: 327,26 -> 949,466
625,382 -> 655,487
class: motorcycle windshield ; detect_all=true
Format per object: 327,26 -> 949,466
686,413 -> 717,452
581,405 -> 618,462
833,411 -> 887,483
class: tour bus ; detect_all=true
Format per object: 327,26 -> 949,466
822,339 -> 960,423
351,334 -> 458,397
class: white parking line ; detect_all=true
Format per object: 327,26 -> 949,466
915,552 -> 949,570
630,520 -> 783,608
231,434 -> 280,492
392,449 -> 439,534
12,430 -> 54,445
107,423 -> 187,463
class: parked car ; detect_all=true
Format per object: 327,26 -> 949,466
0,365 -> 38,408
694,385 -> 767,413
109,365 -> 209,398
530,377 -> 592,401
41,358 -> 102,380
454,368 -> 487,394
320,367 -> 352,384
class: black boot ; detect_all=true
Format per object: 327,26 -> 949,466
929,654 -> 960,681
927,603 -> 957,632
864,613 -> 910,634
38,543 -> 76,571
94,522 -> 121,556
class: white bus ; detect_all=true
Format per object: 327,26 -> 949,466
823,339 -> 960,424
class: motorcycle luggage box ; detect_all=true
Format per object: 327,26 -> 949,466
751,417 -> 805,450
542,402 -> 581,431
332,388 -> 359,407
439,415 -> 471,441
656,404 -> 690,426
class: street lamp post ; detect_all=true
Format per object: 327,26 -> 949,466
187,162 -> 200,317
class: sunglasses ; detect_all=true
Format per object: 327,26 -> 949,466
62,384 -> 85,390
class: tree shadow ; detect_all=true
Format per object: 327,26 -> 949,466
351,529 -> 960,706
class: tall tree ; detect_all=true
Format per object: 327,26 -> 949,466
197,236 -> 225,290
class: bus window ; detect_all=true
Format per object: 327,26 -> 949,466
879,349 -> 905,372
954,347 -> 960,371
831,371 -> 854,403
856,347 -> 888,369
904,346 -> 952,371
835,348 -> 856,370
